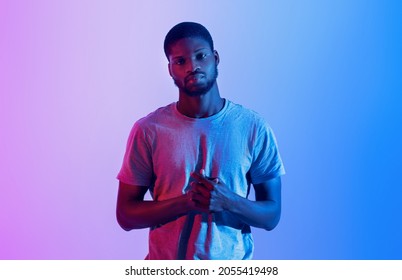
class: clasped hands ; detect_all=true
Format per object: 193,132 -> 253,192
186,169 -> 234,213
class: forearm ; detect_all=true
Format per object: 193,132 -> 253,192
226,194 -> 281,231
191,171 -> 282,230
117,194 -> 191,231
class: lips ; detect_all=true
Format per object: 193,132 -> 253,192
186,73 -> 205,83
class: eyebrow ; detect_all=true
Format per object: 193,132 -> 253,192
171,48 -> 209,60
194,47 -> 208,52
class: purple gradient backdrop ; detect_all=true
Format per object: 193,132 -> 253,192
1,0 -> 401,259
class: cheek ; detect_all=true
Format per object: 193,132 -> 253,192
205,64 -> 217,77
170,67 -> 184,79
168,65 -> 175,77
203,60 -> 217,72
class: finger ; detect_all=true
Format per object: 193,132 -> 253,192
190,181 -> 212,195
191,172 -> 215,186
190,173 -> 214,191
192,170 -> 220,183
193,185 -> 211,197
195,185 -> 211,199
190,171 -> 205,181
188,187 -> 210,202
190,192 -> 210,208
186,190 -> 210,213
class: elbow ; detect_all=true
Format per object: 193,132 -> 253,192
264,219 -> 280,231
116,209 -> 133,231
263,211 -> 281,231
116,207 -> 147,231
118,221 -> 132,232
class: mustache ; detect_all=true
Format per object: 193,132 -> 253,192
185,70 -> 205,82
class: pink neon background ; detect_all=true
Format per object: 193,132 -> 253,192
1,1 -> 401,259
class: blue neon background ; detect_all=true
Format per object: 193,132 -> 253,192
0,0 -> 401,259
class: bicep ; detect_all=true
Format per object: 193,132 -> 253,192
253,176 -> 282,203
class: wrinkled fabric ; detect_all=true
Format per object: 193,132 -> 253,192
117,100 -> 285,259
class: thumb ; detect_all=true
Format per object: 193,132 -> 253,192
200,169 -> 206,177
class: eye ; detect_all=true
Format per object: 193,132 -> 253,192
196,53 -> 207,60
173,58 -> 185,65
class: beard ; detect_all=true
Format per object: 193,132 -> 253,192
173,67 -> 218,97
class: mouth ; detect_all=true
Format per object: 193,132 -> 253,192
185,73 -> 205,83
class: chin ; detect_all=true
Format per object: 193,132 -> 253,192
184,88 -> 209,97
174,77 -> 217,97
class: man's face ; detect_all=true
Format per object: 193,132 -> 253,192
167,37 -> 219,97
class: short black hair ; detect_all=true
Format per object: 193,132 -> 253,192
164,22 -> 214,59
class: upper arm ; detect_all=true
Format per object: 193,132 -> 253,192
117,181 -> 148,203
253,176 -> 282,204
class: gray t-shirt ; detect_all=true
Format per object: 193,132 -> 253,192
117,99 -> 285,259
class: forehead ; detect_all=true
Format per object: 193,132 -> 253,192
168,37 -> 211,58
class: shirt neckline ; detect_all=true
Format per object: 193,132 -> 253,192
172,98 -> 229,122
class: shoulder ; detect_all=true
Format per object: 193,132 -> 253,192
125,103 -> 175,141
227,100 -> 265,119
225,100 -> 270,131
137,103 -> 175,125
131,103 -> 176,131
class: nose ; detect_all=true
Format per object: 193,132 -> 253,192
187,58 -> 200,73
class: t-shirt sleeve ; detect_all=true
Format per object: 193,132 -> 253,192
117,122 -> 154,186
249,121 -> 285,184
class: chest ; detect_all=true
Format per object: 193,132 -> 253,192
150,124 -> 254,179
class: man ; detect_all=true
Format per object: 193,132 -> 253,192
116,22 -> 285,260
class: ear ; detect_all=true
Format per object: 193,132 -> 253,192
214,50 -> 220,65
168,62 -> 172,77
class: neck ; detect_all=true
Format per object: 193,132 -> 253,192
177,84 -> 224,118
